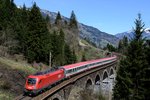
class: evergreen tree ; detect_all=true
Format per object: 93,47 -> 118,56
0,0 -> 4,30
143,40 -> 150,99
118,40 -> 123,52
59,29 -> 65,65
51,30 -> 65,66
0,0 -> 18,54
45,14 -> 51,29
113,14 -> 149,100
72,50 -> 77,63
55,11 -> 62,25
64,44 -> 77,65
51,30 -> 59,66
118,36 -> 128,54
15,4 -> 29,54
46,14 -> 50,23
81,53 -> 86,61
69,10 -> 78,28
25,3 -> 50,63
50,29 -> 69,66
106,43 -> 116,52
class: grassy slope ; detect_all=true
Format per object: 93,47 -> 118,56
77,39 -> 107,61
0,57 -> 37,99
0,57 -> 36,74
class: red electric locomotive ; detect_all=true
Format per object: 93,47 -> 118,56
24,67 -> 65,95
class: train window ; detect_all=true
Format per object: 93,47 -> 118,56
78,67 -> 80,70
66,70 -> 68,74
70,69 -> 72,73
28,78 -> 36,85
67,69 -> 71,74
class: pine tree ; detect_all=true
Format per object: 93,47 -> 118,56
143,40 -> 150,99
118,40 -> 123,52
45,14 -> 51,29
113,14 -> 149,100
25,3 -> 50,63
72,50 -> 77,63
69,10 -> 78,28
63,44 -> 76,65
15,4 -> 29,54
59,29 -> 65,65
118,36 -> 128,54
106,43 -> 116,52
81,53 -> 86,61
0,0 -> 4,30
55,11 -> 62,25
46,14 -> 50,23
51,30 -> 65,66
51,30 -> 58,66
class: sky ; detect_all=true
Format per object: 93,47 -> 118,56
14,0 -> 150,35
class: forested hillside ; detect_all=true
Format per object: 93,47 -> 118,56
0,0 -> 79,66
0,0 -> 106,67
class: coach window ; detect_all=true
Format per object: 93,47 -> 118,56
68,70 -> 70,73
68,69 -> 71,73
66,70 -> 69,74
82,66 -> 84,69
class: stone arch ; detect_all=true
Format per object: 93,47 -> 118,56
109,67 -> 114,76
86,78 -> 93,89
53,98 -> 59,100
102,70 -> 109,80
95,75 -> 100,85
109,67 -> 116,80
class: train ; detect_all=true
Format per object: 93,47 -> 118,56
24,56 -> 117,95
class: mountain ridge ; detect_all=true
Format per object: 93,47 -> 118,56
40,9 -> 119,48
115,28 -> 150,40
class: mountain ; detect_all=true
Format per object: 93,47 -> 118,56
79,23 -> 119,47
41,9 -> 119,48
115,28 -> 150,40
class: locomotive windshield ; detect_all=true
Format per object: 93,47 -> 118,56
27,78 -> 36,85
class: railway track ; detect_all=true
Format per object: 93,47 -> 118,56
14,61 -> 117,100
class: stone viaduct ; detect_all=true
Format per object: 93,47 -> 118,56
45,64 -> 117,100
